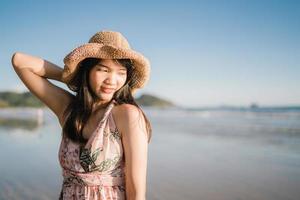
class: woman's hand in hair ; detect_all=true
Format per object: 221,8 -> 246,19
11,52 -> 74,126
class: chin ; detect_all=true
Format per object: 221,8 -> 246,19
98,93 -> 114,101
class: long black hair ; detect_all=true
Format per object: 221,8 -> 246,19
62,58 -> 152,144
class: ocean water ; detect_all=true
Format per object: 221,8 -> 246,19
0,107 -> 300,200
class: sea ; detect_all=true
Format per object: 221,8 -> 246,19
0,106 -> 299,200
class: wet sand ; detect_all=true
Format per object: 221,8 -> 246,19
145,109 -> 300,200
147,130 -> 300,200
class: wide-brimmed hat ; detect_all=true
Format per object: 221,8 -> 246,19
61,30 -> 150,93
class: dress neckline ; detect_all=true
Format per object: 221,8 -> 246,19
83,99 -> 116,148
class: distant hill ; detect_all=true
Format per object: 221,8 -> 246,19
0,91 -> 175,108
0,91 -> 44,108
136,94 -> 175,107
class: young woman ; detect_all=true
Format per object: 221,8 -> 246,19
11,30 -> 152,200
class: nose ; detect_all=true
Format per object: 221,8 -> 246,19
104,72 -> 117,85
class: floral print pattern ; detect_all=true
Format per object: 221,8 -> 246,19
110,128 -> 121,141
79,147 -> 102,172
58,100 -> 126,199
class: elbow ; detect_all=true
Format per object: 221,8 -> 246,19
11,52 -> 22,68
125,180 -> 146,200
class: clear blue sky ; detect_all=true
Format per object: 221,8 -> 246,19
1,0 -> 299,107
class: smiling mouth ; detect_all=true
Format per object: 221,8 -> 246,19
100,87 -> 115,94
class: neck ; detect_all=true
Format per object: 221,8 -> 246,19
92,99 -> 111,112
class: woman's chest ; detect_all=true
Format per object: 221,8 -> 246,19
82,111 -> 106,140
59,123 -> 124,173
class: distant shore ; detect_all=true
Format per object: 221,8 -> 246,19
0,91 -> 175,108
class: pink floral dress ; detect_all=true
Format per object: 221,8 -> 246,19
58,100 -> 126,199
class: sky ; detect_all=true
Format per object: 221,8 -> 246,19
0,0 -> 299,107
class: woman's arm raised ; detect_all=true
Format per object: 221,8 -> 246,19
11,52 -> 74,126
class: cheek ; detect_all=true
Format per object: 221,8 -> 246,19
118,76 -> 127,87
89,72 -> 102,88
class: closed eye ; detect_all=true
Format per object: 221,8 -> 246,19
97,67 -> 108,72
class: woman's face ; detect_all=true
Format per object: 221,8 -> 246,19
89,59 -> 127,103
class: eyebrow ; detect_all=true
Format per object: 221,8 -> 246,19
96,63 -> 127,71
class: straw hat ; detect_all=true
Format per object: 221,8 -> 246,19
62,30 -> 150,93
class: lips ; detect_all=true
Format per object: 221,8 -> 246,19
100,87 -> 115,94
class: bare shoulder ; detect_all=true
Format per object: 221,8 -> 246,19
112,103 -> 146,136
112,103 -> 143,120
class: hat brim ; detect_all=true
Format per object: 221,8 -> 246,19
62,43 -> 150,92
